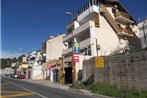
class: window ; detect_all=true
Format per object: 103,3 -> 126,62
87,48 -> 91,56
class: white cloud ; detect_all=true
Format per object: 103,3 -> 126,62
0,51 -> 22,58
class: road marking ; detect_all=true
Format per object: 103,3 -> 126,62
1,91 -> 33,98
1,83 -> 10,86
3,79 -> 48,98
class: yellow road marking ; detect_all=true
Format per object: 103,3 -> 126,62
1,91 -> 34,98
1,83 -> 10,86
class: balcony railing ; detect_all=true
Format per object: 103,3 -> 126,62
118,27 -> 135,37
63,21 -> 93,42
114,11 -> 134,24
79,38 -> 91,49
114,11 -> 130,19
63,48 -> 72,55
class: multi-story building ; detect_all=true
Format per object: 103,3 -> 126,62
138,18 -> 147,48
41,34 -> 66,62
62,0 -> 141,82
63,0 -> 140,57
41,34 -> 66,80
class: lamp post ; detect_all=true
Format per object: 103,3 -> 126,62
65,11 -> 76,82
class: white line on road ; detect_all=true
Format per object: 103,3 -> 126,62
3,78 -> 48,98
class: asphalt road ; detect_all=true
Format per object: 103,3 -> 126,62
1,77 -> 100,98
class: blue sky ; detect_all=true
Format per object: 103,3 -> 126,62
1,0 -> 147,58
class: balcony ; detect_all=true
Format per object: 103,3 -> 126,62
63,38 -> 91,55
80,38 -> 91,49
118,27 -> 135,37
63,21 -> 94,42
63,48 -> 72,55
114,11 -> 134,24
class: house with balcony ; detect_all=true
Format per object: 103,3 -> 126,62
63,0 -> 141,82
41,34 -> 66,80
138,18 -> 147,48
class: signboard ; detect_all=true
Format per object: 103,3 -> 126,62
74,54 -> 79,63
74,42 -> 80,53
95,56 -> 104,68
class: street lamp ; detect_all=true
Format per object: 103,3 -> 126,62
65,11 -> 76,82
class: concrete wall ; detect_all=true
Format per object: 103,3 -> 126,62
82,50 -> 147,90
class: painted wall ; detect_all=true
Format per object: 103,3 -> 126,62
46,34 -> 66,62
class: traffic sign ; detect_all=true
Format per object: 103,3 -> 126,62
74,54 -> 79,63
95,56 -> 104,68
74,42 -> 80,53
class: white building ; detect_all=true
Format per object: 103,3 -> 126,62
62,0 -> 141,82
63,0 -> 140,57
2,67 -> 14,76
138,19 -> 147,48
26,51 -> 43,80
42,34 -> 66,62
41,34 -> 66,80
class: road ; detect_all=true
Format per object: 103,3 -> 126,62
1,77 -> 100,98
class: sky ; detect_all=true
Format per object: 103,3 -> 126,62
1,0 -> 147,58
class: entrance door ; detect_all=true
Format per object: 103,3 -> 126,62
65,67 -> 72,84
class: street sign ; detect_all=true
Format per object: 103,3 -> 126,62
95,56 -> 104,68
74,42 -> 80,53
74,54 -> 79,63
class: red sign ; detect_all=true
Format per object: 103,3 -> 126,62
74,54 -> 79,63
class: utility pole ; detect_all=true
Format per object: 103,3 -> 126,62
65,11 -> 76,82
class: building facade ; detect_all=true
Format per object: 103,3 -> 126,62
62,0 -> 141,83
63,0 -> 140,57
41,34 -> 66,80
138,19 -> 147,48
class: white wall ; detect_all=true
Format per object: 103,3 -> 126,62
95,14 -> 120,56
46,34 -> 65,62
138,20 -> 147,48
31,62 -> 42,79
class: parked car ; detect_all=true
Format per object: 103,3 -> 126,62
14,74 -> 19,78
17,74 -> 25,79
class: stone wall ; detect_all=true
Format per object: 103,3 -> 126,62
82,50 -> 147,90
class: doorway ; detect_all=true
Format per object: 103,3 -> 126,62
64,67 -> 72,84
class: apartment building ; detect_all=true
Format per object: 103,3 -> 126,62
138,19 -> 147,48
62,0 -> 141,82
64,0 -> 140,57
